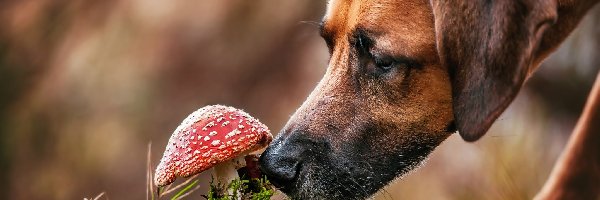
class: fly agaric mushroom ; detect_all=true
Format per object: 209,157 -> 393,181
154,105 -> 272,189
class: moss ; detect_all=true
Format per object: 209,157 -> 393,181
204,176 -> 274,200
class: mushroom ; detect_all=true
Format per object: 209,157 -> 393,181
154,105 -> 272,194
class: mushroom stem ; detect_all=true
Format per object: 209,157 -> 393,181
212,156 -> 247,198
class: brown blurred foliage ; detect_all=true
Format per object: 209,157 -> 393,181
0,1 -> 598,199
0,1 -> 327,199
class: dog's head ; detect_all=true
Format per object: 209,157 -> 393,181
260,0 -> 557,199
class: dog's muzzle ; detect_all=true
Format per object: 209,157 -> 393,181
259,143 -> 301,189
259,131 -> 324,193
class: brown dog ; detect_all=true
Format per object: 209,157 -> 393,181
259,0 -> 600,199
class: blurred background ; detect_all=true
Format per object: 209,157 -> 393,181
0,1 -> 598,199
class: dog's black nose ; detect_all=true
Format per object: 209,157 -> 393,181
259,144 -> 301,189
259,133 -> 314,191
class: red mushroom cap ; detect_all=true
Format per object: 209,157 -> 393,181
154,105 -> 272,186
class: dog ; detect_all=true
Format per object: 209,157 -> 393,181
259,0 -> 600,199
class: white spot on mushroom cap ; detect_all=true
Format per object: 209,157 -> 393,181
222,121 -> 230,126
225,129 -> 241,139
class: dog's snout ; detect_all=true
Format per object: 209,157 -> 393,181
259,132 -> 321,191
259,144 -> 301,189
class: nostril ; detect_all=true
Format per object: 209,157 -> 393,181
265,160 -> 300,188
258,130 -> 320,192
260,158 -> 300,187
259,150 -> 302,190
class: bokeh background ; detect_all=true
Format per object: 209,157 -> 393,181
0,1 -> 598,199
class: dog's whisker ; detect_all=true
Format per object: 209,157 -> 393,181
347,175 -> 370,198
380,187 -> 395,200
298,20 -> 321,27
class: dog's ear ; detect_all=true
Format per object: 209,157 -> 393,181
429,0 -> 557,141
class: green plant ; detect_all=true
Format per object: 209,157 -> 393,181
204,176 -> 274,200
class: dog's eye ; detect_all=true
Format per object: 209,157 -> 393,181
371,55 -> 412,75
350,29 -> 417,76
374,57 -> 396,72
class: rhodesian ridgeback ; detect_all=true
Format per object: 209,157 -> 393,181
259,0 -> 600,199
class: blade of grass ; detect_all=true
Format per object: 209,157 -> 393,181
93,192 -> 106,200
147,142 -> 154,200
160,174 -> 200,197
170,179 -> 199,200
160,182 -> 171,197
173,185 -> 200,200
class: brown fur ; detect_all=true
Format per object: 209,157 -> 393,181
307,0 -> 452,152
259,0 -> 600,199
